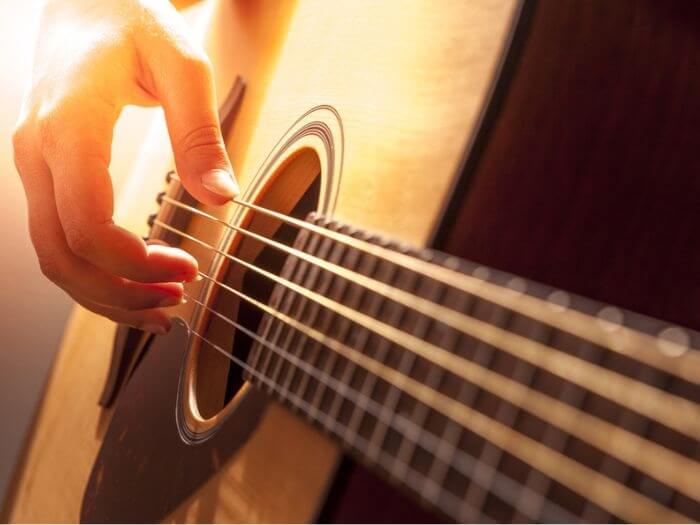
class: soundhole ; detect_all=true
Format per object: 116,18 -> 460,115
194,149 -> 321,420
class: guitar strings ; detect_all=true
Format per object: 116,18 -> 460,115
157,197 -> 700,440
162,179 -> 700,385
154,216 -> 700,446
179,272 -> 686,521
186,234 -> 699,502
149,193 -> 698,518
183,293 -> 576,523
156,201 -> 700,494
160,194 -> 700,384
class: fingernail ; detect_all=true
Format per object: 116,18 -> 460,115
158,295 -> 183,308
141,323 -> 169,335
201,169 -> 239,198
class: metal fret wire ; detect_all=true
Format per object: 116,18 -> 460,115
272,231 -> 322,406
424,291 -> 479,519
342,256 -> 403,462
356,267 -> 423,470
461,304 -> 518,516
307,236 -> 359,423
155,216 -> 700,493
184,294 -> 573,522
583,365 -> 671,521
290,236 -> 347,421
350,259 -> 416,462
260,232 -> 316,394
155,204 -> 699,441
256,233 -> 318,381
331,248 -> 402,466
160,190 -> 700,383
522,340 -> 608,521
387,276 -> 443,480
280,234 -> 338,415
319,245 -> 377,444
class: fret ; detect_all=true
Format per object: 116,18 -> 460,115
310,227 -> 365,423
289,232 -> 345,412
428,292 -> 484,520
262,230 -> 320,394
424,288 -> 477,516
466,309 -> 606,522
306,226 -> 358,420
343,245 -> 401,455
325,236 -> 382,441
269,227 -> 334,396
363,262 -> 420,459
511,330 -> 601,521
519,333 -> 608,522
250,228 -> 312,386
264,365 -> 484,521
391,262 -> 447,484
430,288 -> 528,522
373,265 -> 438,483
457,292 -> 516,521
244,228 -> 313,380
581,363 -> 670,520
465,296 -> 534,521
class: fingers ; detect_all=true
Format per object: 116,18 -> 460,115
13,123 -> 183,323
12,0 -> 219,332
138,10 -> 239,205
157,54 -> 239,204
39,100 -> 198,284
71,292 -> 173,334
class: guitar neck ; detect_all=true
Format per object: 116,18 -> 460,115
244,214 -> 700,523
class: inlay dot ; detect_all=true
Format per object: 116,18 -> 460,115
597,306 -> 624,331
547,290 -> 571,312
473,266 -> 490,281
445,256 -> 460,270
657,326 -> 690,357
506,277 -> 527,295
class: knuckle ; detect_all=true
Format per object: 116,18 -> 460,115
64,223 -> 95,259
36,107 -> 62,155
36,251 -> 63,284
177,124 -> 223,156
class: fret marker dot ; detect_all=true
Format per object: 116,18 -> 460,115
445,256 -> 460,270
473,266 -> 490,281
547,290 -> 570,311
597,306 -> 624,331
506,277 -> 527,295
657,327 -> 690,357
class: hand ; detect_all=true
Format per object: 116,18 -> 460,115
12,0 -> 238,334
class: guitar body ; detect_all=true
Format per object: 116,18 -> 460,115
5,0 -> 520,522
5,0 -> 700,522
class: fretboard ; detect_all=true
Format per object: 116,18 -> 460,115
244,214 -> 700,523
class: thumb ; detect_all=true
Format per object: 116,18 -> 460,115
148,47 -> 238,205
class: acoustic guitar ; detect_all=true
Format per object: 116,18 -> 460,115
3,0 -> 700,522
